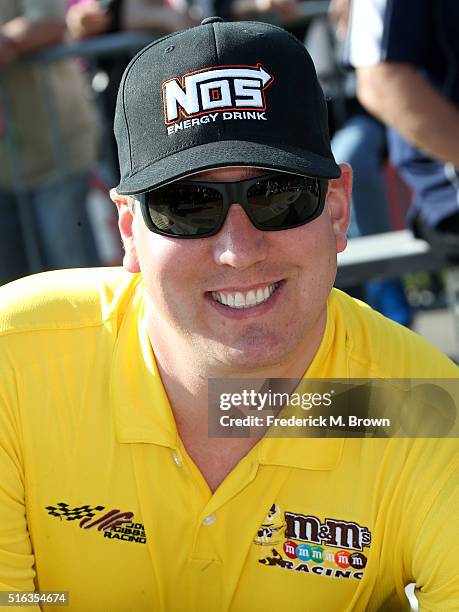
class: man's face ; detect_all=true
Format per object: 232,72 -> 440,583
115,165 -> 350,372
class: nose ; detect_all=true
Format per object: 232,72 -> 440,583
212,203 -> 268,269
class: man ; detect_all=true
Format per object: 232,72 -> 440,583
0,0 -> 100,285
0,17 -> 457,611
347,0 -> 459,261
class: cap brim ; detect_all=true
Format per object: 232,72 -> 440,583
116,140 -> 341,195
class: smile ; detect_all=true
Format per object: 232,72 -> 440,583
211,282 -> 280,309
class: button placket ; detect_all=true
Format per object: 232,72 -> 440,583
172,449 -> 183,467
202,513 -> 216,526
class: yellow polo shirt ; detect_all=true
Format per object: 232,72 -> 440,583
0,268 -> 457,611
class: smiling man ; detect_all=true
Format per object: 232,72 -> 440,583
0,17 -> 458,612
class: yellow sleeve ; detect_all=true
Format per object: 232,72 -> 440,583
0,361 -> 39,605
411,456 -> 459,610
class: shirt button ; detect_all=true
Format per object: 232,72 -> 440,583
172,450 -> 182,467
202,514 -> 216,526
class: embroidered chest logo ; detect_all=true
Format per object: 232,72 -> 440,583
255,506 -> 371,581
45,502 -> 147,544
162,64 -> 274,134
254,504 -> 285,545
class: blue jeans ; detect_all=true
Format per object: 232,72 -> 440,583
332,115 -> 391,238
332,116 -> 411,326
0,171 -> 100,285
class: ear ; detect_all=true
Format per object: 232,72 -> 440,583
326,163 -> 352,254
110,188 -> 141,273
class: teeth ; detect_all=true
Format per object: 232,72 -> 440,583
211,283 -> 279,309
234,292 -> 245,307
245,290 -> 257,307
256,288 -> 264,304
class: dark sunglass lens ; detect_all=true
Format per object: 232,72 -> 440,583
247,175 -> 322,228
146,184 -> 224,236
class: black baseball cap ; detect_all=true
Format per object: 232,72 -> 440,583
114,17 -> 340,195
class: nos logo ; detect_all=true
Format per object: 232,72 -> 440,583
162,64 -> 274,124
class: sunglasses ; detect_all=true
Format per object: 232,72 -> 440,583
137,172 -> 328,238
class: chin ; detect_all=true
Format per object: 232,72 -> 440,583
216,334 -> 299,372
220,352 -> 281,372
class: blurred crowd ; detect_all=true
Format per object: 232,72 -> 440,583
0,0 -> 458,328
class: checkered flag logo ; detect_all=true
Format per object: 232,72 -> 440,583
46,502 -> 105,521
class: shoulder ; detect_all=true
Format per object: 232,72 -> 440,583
329,288 -> 458,377
0,267 -> 141,337
347,0 -> 431,67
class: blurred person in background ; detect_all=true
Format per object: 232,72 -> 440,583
0,0 -> 101,285
326,0 -> 411,326
347,0 -> 459,263
66,0 -> 198,182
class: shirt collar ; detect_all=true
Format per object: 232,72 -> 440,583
257,437 -> 344,471
111,282 -> 177,448
254,291 -> 344,471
